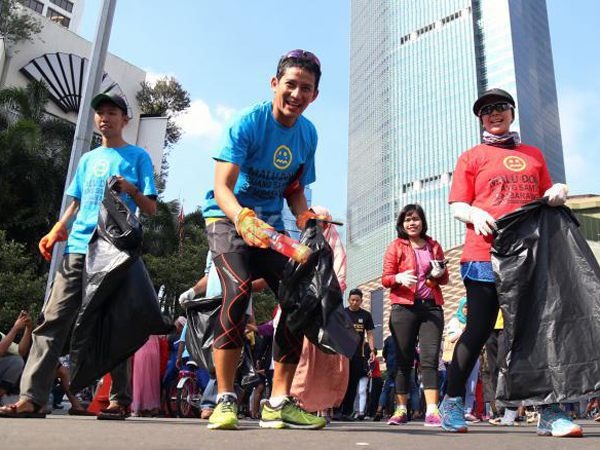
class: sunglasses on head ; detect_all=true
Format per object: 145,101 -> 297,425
479,102 -> 512,117
283,49 -> 321,68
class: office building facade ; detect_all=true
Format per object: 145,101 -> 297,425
21,0 -> 85,32
347,0 -> 564,291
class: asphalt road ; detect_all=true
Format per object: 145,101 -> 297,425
2,415 -> 599,450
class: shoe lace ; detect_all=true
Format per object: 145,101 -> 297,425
286,397 -> 309,415
543,404 -> 570,422
445,399 -> 464,423
219,397 -> 236,414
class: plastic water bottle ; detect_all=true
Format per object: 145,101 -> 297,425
263,229 -> 312,263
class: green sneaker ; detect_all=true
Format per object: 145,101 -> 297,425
207,395 -> 238,430
260,397 -> 326,430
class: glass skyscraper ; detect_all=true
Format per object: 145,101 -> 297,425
347,0 -> 565,291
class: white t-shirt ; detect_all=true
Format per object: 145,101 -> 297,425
0,332 -> 20,356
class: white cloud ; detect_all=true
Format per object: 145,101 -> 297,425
175,99 -> 235,140
558,87 -> 600,194
216,105 -> 236,122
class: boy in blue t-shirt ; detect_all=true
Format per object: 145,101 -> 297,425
0,92 -> 157,420
204,50 -> 327,431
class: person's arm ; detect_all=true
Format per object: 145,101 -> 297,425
18,315 -> 32,357
286,188 -> 309,218
0,330 -> 17,356
367,330 -> 376,363
175,341 -> 185,369
251,279 -> 268,292
381,243 -> 399,288
0,312 -> 29,356
214,161 -> 272,247
193,275 -> 208,296
451,202 -> 496,236
60,198 -> 80,231
432,244 -> 450,285
114,176 -> 156,215
38,198 -> 81,261
214,162 -> 243,222
246,313 -> 258,334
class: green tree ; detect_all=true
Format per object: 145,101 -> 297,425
143,211 -> 208,316
252,289 -> 278,325
0,0 -> 42,47
0,80 -> 73,256
0,230 -> 45,330
136,76 -> 191,179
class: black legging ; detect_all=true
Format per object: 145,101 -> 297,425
212,249 -> 304,364
389,300 -> 444,395
446,279 -> 499,398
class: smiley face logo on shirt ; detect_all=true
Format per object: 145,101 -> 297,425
503,156 -> 527,172
93,159 -> 110,177
273,145 -> 292,170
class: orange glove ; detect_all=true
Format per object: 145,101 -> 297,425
38,222 -> 68,261
234,208 -> 273,248
296,210 -> 326,230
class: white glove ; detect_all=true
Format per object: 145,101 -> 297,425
544,183 -> 569,207
451,202 -> 496,236
178,287 -> 196,305
430,260 -> 445,279
395,270 -> 417,287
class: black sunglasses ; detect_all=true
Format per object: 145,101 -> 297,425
479,102 -> 512,117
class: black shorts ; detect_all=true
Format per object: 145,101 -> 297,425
207,220 -> 303,364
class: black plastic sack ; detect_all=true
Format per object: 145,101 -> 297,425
181,295 -> 221,374
70,178 -> 172,392
239,342 -> 261,389
278,221 -> 359,358
492,198 -> 600,406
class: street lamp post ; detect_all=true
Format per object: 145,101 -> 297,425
44,0 -> 118,303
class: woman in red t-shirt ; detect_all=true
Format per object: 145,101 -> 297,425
439,89 -> 577,437
381,204 -> 449,427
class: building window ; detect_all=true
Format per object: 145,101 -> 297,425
46,7 -> 71,28
20,0 -> 44,14
50,0 -> 74,13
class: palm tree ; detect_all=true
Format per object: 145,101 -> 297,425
0,80 -> 74,258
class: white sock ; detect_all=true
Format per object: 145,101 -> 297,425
426,404 -> 438,415
217,392 -> 237,402
269,395 -> 288,408
396,404 -> 407,412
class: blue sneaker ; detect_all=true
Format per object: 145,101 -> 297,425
537,404 -> 583,437
440,396 -> 468,433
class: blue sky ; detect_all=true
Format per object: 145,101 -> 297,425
79,0 -> 599,225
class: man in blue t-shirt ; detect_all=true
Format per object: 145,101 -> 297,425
0,93 -> 157,420
204,50 -> 327,431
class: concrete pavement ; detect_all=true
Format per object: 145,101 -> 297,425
2,415 -> 599,449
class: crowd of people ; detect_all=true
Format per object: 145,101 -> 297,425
1,48 -> 599,441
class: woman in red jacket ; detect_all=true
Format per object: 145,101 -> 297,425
381,204 -> 448,427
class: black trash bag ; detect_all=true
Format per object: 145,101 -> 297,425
278,220 -> 359,359
70,178 -> 172,392
491,198 -> 600,406
181,295 -> 222,374
239,342 -> 261,389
